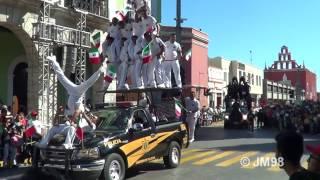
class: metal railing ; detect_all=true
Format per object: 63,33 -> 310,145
32,22 -> 91,48
65,0 -> 108,18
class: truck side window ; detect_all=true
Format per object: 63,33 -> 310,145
133,110 -> 151,129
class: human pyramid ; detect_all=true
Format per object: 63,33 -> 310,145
45,0 -> 184,116
101,0 -> 183,90
40,0 -> 184,149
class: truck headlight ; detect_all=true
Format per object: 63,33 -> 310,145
225,115 -> 229,119
75,147 -> 100,159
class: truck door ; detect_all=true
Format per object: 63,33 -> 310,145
124,109 -> 153,167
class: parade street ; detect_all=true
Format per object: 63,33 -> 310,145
1,126 -> 319,180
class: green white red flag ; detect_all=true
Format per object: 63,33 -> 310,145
89,48 -> 101,64
142,43 -> 152,64
92,32 -> 101,48
104,64 -> 117,83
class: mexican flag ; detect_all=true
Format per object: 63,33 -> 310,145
104,64 -> 117,83
89,48 -> 101,64
142,43 -> 152,64
75,117 -> 88,141
92,32 -> 100,48
185,49 -> 192,61
174,98 -> 183,117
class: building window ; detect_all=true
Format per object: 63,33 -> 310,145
247,73 -> 251,84
239,71 -> 242,79
288,63 -> 292,69
224,72 -> 227,81
251,74 -> 254,85
243,72 -> 246,79
277,63 -> 281,70
259,76 -> 261,86
256,75 -> 258,86
267,85 -> 272,92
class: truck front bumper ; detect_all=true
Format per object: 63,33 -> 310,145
43,159 -> 105,179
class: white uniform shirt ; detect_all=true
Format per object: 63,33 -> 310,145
142,15 -> 157,34
102,41 -> 118,63
134,37 -> 145,60
164,41 -> 182,60
148,37 -> 165,57
128,40 -> 137,64
119,44 -> 129,63
185,97 -> 200,118
132,21 -> 144,37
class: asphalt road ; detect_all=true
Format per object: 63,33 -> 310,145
1,126 -> 319,180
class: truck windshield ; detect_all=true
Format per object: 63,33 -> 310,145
96,108 -> 130,131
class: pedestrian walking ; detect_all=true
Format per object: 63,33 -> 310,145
185,91 -> 200,143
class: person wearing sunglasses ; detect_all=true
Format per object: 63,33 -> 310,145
306,144 -> 320,174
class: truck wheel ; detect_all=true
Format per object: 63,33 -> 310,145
163,141 -> 181,168
103,153 -> 126,180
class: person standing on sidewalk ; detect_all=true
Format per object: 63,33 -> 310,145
185,91 -> 200,143
163,33 -> 182,88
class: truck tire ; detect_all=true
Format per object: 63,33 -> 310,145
102,153 -> 126,180
163,141 -> 181,168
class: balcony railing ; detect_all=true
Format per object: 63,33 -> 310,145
32,22 -> 91,48
64,0 -> 108,18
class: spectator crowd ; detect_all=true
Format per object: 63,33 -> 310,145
0,104 -> 43,168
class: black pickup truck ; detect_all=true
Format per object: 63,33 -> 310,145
33,105 -> 189,180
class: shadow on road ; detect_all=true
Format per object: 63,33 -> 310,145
126,162 -> 168,179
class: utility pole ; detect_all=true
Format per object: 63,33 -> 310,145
176,0 -> 182,43
175,0 -> 186,43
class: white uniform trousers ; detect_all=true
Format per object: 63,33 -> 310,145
163,60 -> 182,88
39,124 -> 76,146
186,114 -> 197,141
144,57 -> 164,88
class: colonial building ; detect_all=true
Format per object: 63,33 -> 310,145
263,79 -> 297,104
209,57 -> 263,107
264,46 -> 317,101
160,26 -> 209,106
207,63 -> 226,108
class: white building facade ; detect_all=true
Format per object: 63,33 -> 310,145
210,57 -> 263,107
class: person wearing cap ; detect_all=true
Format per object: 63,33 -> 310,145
306,144 -> 320,173
141,32 -> 166,88
163,33 -> 182,88
27,111 -> 43,138
140,7 -> 159,37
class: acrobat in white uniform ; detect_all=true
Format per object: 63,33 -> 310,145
38,56 -> 105,149
47,55 -> 104,115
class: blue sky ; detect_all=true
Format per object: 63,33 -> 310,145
161,0 -> 320,90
